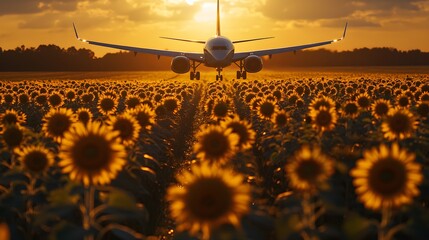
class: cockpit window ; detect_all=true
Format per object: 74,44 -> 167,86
212,46 -> 228,50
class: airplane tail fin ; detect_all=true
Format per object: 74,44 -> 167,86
216,0 -> 221,36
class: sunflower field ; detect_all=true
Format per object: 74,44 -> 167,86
1,71 -> 429,240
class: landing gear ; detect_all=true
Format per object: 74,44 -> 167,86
190,61 -> 201,80
234,60 -> 247,80
216,68 -> 223,81
236,70 -> 247,80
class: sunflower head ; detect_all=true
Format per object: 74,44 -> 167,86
65,89 -> 76,101
356,93 -> 371,110
2,124 -> 24,149
162,96 -> 181,114
194,125 -> 239,163
351,143 -> 423,210
97,95 -> 118,116
43,108 -> 76,142
258,99 -> 277,120
372,99 -> 391,119
125,95 -> 141,109
167,162 -> 250,239
81,93 -> 94,104
342,101 -> 359,119
59,121 -> 127,186
106,113 -> 141,146
15,145 -> 54,175
309,106 -> 337,132
212,98 -> 230,120
35,94 -> 48,106
309,96 -> 335,112
76,108 -> 93,125
272,110 -> 289,128
18,93 -> 30,105
48,92 -> 63,108
285,145 -> 334,192
381,108 -> 417,140
397,94 -> 410,108
0,109 -> 26,127
220,115 -> 255,151
126,105 -> 156,131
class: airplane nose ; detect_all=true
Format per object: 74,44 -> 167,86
211,51 -> 226,61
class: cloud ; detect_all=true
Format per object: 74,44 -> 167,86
259,0 -> 426,20
0,0 -> 80,15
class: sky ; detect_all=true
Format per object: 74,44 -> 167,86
1,0 -> 428,57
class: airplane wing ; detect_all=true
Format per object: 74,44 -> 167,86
73,23 -> 205,62
233,23 -> 347,61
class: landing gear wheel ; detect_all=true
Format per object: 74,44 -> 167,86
190,72 -> 195,80
196,71 -> 201,80
220,75 -> 223,81
242,71 -> 247,80
216,75 -> 219,81
236,71 -> 241,79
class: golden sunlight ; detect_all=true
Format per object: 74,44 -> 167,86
194,2 -> 217,22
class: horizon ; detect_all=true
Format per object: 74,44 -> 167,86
1,0 -> 429,57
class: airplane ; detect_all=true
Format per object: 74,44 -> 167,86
73,0 -> 347,80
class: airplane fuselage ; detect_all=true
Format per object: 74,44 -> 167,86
203,36 -> 235,68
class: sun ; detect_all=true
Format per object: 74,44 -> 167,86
186,0 -> 197,5
194,2 -> 217,22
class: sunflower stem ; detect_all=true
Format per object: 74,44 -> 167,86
84,185 -> 95,240
302,193 -> 316,240
378,207 -> 391,240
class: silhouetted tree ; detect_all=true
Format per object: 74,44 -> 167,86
0,44 -> 428,71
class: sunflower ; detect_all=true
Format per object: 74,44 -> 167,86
342,101 -> 359,119
162,96 -> 181,114
81,93 -> 94,104
18,93 -> 30,105
285,146 -> 334,192
42,108 -> 76,142
125,95 -> 141,109
356,93 -> 371,110
35,94 -> 48,106
194,125 -> 239,163
381,108 -> 417,140
1,124 -> 24,149
76,108 -> 93,125
59,121 -> 127,186
65,89 -> 76,101
211,98 -> 231,120
372,99 -> 391,119
309,96 -> 335,112
48,92 -> 63,108
309,106 -> 337,132
220,115 -> 255,151
350,143 -> 423,210
3,93 -> 14,105
106,113 -> 141,146
397,94 -> 410,108
126,105 -> 156,131
0,109 -> 26,127
167,162 -> 250,239
97,95 -> 118,116
272,110 -> 289,128
257,99 -> 277,120
15,145 -> 54,175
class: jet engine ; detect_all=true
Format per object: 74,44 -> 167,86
244,55 -> 263,73
171,56 -> 190,74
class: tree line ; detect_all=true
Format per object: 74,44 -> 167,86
0,44 -> 428,71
